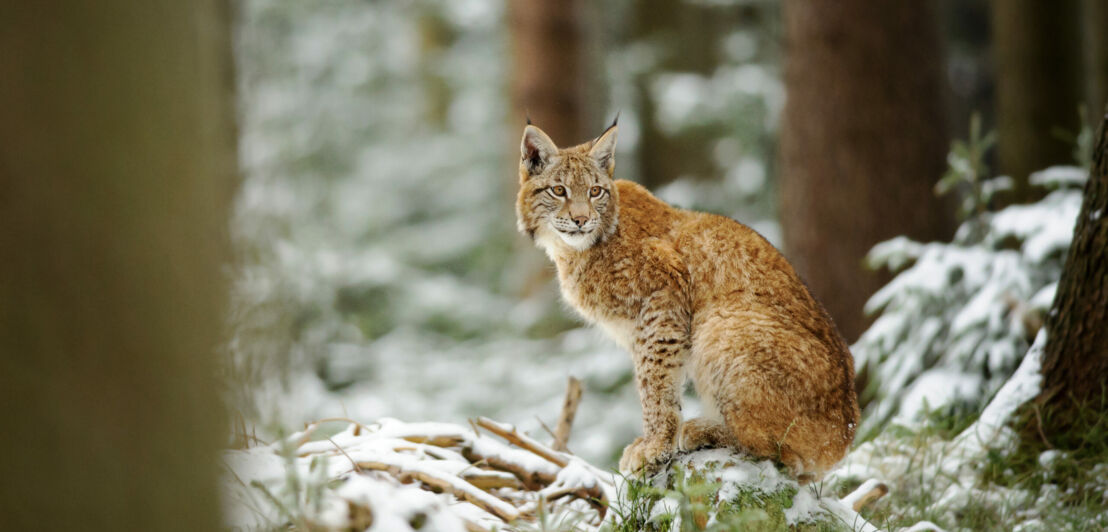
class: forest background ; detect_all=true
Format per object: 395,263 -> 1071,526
2,0 -> 1107,530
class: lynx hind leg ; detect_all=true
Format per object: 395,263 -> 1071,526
723,410 -> 826,479
678,417 -> 737,451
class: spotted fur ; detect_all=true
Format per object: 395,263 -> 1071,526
515,123 -> 860,480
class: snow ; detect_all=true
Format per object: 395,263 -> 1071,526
224,429 -> 884,532
902,521 -> 946,532
343,475 -> 469,532
894,369 -> 983,425
1028,165 -> 1088,188
831,332 -> 1052,531
223,418 -> 619,530
956,330 -> 1045,452
853,171 -> 1083,433
840,479 -> 885,510
654,449 -> 879,531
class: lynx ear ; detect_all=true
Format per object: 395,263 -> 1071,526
589,119 -> 618,175
521,125 -> 558,178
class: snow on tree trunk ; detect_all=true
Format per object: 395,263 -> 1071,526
779,0 -> 954,342
1038,115 -> 1108,420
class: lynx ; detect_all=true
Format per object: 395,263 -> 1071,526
515,120 -> 860,479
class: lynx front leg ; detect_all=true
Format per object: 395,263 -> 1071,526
619,289 -> 690,475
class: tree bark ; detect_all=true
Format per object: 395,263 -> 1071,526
992,0 -> 1084,199
1038,114 -> 1108,420
0,1 -> 236,529
507,0 -> 592,146
779,1 -> 954,342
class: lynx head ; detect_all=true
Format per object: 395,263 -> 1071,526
515,119 -> 619,252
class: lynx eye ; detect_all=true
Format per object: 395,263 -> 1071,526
589,186 -> 603,198
551,185 -> 566,197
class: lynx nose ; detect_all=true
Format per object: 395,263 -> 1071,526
572,215 -> 589,228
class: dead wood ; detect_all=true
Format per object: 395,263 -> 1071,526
552,376 -> 583,452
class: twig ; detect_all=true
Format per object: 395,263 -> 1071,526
552,376 -> 582,452
460,469 -> 524,490
540,484 -> 609,519
475,417 -> 569,467
328,436 -> 362,473
841,479 -> 889,512
357,458 -> 521,522
1032,403 -> 1053,449
536,416 -> 557,442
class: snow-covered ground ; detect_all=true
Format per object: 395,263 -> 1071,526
223,417 -> 880,531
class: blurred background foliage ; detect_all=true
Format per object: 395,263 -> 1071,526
226,0 -> 1108,465
228,0 -> 786,464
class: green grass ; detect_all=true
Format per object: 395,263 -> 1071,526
605,462 -> 849,532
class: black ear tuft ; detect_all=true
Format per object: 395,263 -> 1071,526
520,125 -> 558,178
589,118 -> 619,174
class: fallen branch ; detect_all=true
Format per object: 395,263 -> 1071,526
537,458 -> 610,520
375,420 -> 473,448
460,469 -> 524,491
461,439 -> 559,490
475,417 -> 570,468
259,416 -> 616,528
841,479 -> 889,512
357,456 -> 521,522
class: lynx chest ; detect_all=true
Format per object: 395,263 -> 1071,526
555,256 -> 640,352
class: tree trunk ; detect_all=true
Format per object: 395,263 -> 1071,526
1084,0 -> 1108,120
992,0 -> 1083,199
629,0 -> 741,189
0,2 -> 236,529
1038,114 -> 1108,422
506,0 -> 596,299
937,0 -> 995,143
779,1 -> 954,342
507,0 -> 592,146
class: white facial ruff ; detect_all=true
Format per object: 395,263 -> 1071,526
555,229 -> 599,251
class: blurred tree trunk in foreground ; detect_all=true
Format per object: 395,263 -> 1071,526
0,2 -> 236,530
1037,115 -> 1108,428
1084,0 -> 1108,120
508,0 -> 591,146
991,0 -> 1083,200
779,1 -> 953,342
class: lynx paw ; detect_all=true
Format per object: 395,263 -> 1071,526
618,436 -> 674,476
